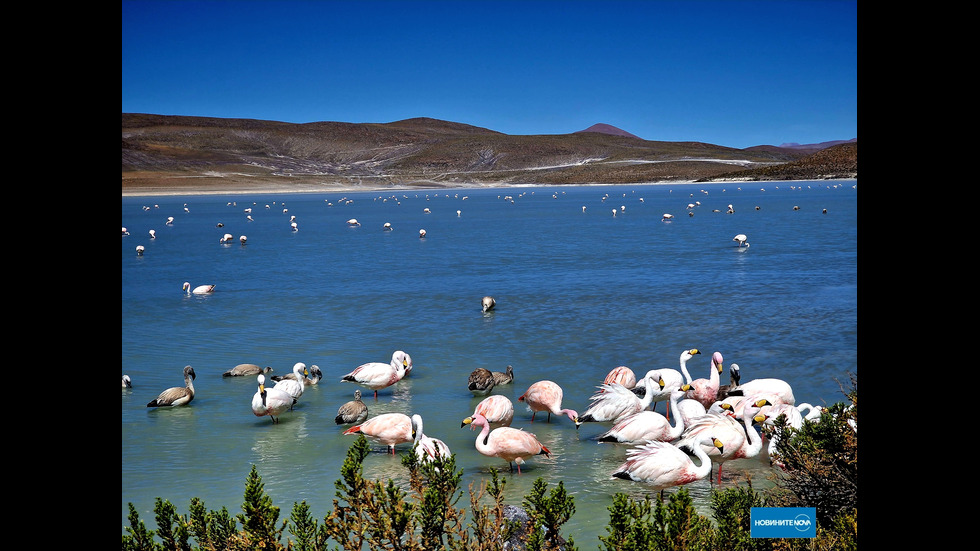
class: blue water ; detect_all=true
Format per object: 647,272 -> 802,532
121,181 -> 857,545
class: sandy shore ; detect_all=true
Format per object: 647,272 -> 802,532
121,179 -> 698,198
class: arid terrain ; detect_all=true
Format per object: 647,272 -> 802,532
122,114 -> 856,195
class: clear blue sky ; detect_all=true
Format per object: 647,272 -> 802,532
122,0 -> 857,149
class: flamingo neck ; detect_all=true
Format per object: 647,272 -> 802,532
690,439 -> 714,478
709,360 -> 721,385
679,357 -> 693,383
639,377 -> 656,408
475,419 -> 492,451
742,410 -> 763,453
558,409 -> 577,421
668,394 -> 684,433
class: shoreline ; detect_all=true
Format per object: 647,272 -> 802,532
121,178 -> 855,198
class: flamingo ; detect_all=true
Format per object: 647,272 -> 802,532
411,414 -> 452,464
122,375 -> 132,388
183,282 -> 215,295
576,371 -> 660,428
724,364 -> 796,405
490,365 -> 514,386
639,349 -> 701,419
681,351 -> 724,408
251,374 -> 293,424
675,399 -> 771,484
597,390 -> 686,444
461,413 -> 551,473
272,362 -> 309,409
343,413 -> 414,455
469,395 -> 515,429
482,296 -> 496,312
675,396 -> 708,428
760,402 -> 822,465
335,390 -> 369,425
733,234 -> 749,247
220,233 -> 233,243
611,435 -> 722,492
340,351 -> 411,398
136,245 -> 145,256
603,366 -> 637,390
271,364 -> 322,386
517,380 -> 578,423
715,363 -> 742,401
146,365 -> 196,407
467,368 -> 496,396
223,364 -> 274,377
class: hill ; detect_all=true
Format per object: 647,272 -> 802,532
122,114 -> 856,194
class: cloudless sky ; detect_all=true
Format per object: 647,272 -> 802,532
122,0 -> 857,149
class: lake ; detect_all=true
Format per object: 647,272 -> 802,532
121,181 -> 857,546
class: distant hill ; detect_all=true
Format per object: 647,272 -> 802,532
122,114 -> 856,193
574,123 -> 642,140
779,138 -> 857,150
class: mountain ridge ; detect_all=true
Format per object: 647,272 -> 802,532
122,113 -> 856,194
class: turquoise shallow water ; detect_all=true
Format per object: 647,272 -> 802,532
121,181 -> 857,545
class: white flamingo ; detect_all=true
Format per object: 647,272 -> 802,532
272,362 -> 309,409
597,390 -> 687,444
643,349 -> 701,418
251,374 -> 293,424
575,371 -> 659,428
340,351 -> 411,398
611,435 -> 722,492
675,399 -> 771,484
183,282 -> 215,295
411,414 -> 452,464
725,363 -> 796,406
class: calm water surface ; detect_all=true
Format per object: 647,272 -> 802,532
121,181 -> 857,546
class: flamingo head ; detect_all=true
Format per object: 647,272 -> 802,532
712,352 -> 724,373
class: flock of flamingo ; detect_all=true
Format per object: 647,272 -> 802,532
132,295 -> 830,491
124,191 -> 846,493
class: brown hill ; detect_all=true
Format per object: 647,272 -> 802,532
122,114 -> 856,194
711,142 -> 857,182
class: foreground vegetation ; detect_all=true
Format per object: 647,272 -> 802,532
122,379 -> 856,550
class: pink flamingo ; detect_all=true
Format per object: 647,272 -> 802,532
517,380 -> 578,423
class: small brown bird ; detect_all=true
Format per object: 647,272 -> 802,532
335,390 -> 369,425
491,365 -> 514,386
146,365 -> 196,407
223,364 -> 274,377
468,368 -> 496,396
